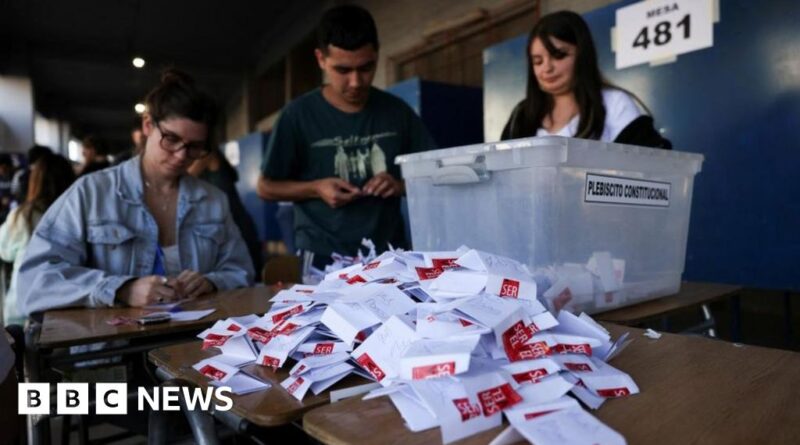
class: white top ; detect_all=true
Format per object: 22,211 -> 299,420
162,245 -> 181,276
536,89 -> 643,142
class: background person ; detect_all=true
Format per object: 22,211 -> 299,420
0,153 -> 75,325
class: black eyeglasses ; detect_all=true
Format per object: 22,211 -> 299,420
155,122 -> 210,159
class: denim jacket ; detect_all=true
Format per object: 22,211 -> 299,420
18,156 -> 254,315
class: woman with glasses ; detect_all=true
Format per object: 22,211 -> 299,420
18,69 -> 254,314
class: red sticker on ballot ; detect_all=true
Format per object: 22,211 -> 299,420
356,353 -> 386,381
453,398 -> 482,421
412,361 -> 456,380
198,365 -> 227,381
499,279 -> 520,298
477,383 -> 522,416
202,333 -> 231,349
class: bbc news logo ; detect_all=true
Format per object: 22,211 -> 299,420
18,383 -> 233,415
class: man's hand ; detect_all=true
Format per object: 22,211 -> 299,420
116,276 -> 178,307
314,177 -> 362,208
363,172 -> 404,198
175,270 -> 216,299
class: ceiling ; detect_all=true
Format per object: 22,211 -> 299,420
0,0 -> 320,151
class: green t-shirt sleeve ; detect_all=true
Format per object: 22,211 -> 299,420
261,109 -> 299,179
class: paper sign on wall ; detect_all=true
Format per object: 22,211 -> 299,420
615,0 -> 714,69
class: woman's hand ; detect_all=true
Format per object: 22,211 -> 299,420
175,270 -> 216,299
116,275 -> 179,307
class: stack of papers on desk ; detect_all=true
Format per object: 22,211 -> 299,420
190,246 -> 639,443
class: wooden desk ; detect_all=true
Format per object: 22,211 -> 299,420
595,281 -> 741,333
304,323 -> 800,445
25,287 -> 273,445
148,341 -> 371,428
36,287 -> 272,349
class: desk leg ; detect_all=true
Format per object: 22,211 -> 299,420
149,379 -> 220,445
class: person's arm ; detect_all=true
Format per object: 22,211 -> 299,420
258,175 -> 361,208
17,185 -> 138,315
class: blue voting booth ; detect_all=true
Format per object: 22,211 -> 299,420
230,132 -> 282,244
387,77 -> 484,149
482,0 -> 800,291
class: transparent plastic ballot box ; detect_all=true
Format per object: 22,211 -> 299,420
396,136 -> 704,314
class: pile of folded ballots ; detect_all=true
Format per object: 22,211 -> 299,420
195,246 -> 638,445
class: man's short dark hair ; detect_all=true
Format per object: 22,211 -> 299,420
317,5 -> 379,53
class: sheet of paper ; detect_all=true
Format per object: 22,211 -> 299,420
170,309 -> 215,322
281,374 -> 313,401
411,378 -> 501,444
310,368 -> 353,395
351,316 -> 418,386
257,326 -> 315,368
399,335 -> 480,380
211,372 -> 270,395
509,406 -> 626,445
388,388 -> 439,432
321,302 -> 381,346
192,358 -> 239,384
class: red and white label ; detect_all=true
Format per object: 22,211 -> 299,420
198,364 -> 227,381
356,353 -> 386,381
432,258 -> 459,270
313,342 -> 335,355
554,343 -> 592,356
415,267 -> 444,280
226,324 -> 242,332
261,355 -> 280,368
363,261 -> 381,271
286,377 -> 305,395
272,322 -> 300,336
271,305 -> 304,323
564,362 -> 593,372
524,409 -> 556,420
458,318 -> 474,327
597,387 -> 631,398
499,279 -> 520,298
247,327 -> 274,344
452,398 -> 482,421
477,383 -> 522,416
202,333 -> 230,349
411,361 -> 456,380
347,275 -> 367,285
511,368 -> 549,384
511,342 -> 551,361
503,321 -> 534,353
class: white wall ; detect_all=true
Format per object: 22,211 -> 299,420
0,76 -> 35,153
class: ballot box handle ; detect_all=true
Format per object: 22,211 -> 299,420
432,155 -> 490,185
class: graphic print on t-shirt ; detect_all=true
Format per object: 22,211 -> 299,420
311,132 -> 394,186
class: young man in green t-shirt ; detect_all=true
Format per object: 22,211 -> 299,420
258,4 -> 436,268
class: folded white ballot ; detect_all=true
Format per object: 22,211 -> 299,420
508,405 -> 626,445
501,358 -> 561,384
389,387 -> 439,432
321,302 -> 381,347
257,325 -> 315,369
296,340 -> 351,355
399,335 -> 480,380
514,373 -> 574,405
192,357 -> 271,395
415,305 -> 490,339
351,316 -> 418,386
289,351 -> 350,376
411,378 -> 502,445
